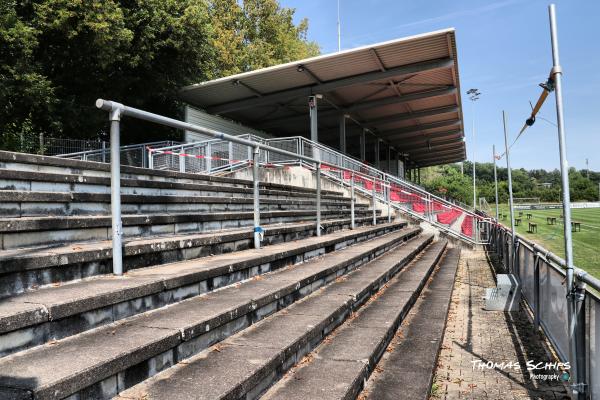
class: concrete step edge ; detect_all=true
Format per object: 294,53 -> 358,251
0,224 -> 415,350
114,236 -> 437,400
0,231 -> 430,400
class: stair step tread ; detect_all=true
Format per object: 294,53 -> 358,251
0,223 -> 410,333
0,153 -> 343,196
115,235 -> 435,400
0,218 -> 396,274
363,247 -> 460,400
261,241 -> 447,400
0,210 -> 376,233
0,190 -> 356,205
0,231 -> 427,400
0,168 -> 344,196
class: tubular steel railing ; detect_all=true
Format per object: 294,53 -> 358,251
149,135 -> 490,245
488,223 -> 600,399
95,99 -> 491,278
57,140 -> 179,167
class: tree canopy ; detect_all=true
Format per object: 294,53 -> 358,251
0,0 -> 319,150
421,162 -> 600,205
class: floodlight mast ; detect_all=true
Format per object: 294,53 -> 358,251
467,88 -> 480,239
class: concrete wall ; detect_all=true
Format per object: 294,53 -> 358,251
184,106 -> 270,143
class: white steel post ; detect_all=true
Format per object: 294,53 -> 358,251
549,4 -> 580,397
109,106 -> 123,275
372,180 -> 377,225
316,162 -> 322,237
387,183 -> 391,223
503,111 -> 516,273
493,145 -> 499,221
252,146 -> 261,249
350,172 -> 355,229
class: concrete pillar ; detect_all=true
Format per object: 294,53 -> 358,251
360,129 -> 366,161
375,139 -> 380,169
309,96 -> 318,143
339,115 -> 346,154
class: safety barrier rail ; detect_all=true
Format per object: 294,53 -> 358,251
488,223 -> 600,398
149,135 -> 489,244
57,140 -> 179,167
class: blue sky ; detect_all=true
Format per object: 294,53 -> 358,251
280,0 -> 600,171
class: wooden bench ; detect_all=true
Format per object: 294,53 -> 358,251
518,211 -> 523,217
572,221 -> 581,232
528,222 -> 538,233
526,213 -> 533,219
515,218 -> 522,226
547,217 -> 557,225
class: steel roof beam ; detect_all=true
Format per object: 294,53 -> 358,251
258,87 -> 456,129
206,58 -> 454,114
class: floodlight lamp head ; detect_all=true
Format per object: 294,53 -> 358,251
297,65 -> 305,72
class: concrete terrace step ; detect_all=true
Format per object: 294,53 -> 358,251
0,231 -> 431,400
0,209 -> 381,249
114,235 -> 440,400
0,190 -> 364,217
0,223 -> 414,356
0,151 -> 342,196
262,242 -> 451,400
0,217 -> 396,298
362,248 -> 460,400
0,168 -> 345,199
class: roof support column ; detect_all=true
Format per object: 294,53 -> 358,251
309,95 -> 318,143
387,145 -> 391,173
395,151 -> 400,177
360,129 -> 366,161
339,115 -> 346,153
375,139 -> 380,169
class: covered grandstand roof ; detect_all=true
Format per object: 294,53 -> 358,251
179,28 -> 466,167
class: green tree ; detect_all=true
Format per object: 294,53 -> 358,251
1,0 -> 319,149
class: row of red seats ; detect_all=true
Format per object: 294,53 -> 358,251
461,215 -> 473,237
436,209 -> 462,225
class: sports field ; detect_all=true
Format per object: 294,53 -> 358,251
494,205 -> 600,278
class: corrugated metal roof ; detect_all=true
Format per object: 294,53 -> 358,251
179,28 -> 466,166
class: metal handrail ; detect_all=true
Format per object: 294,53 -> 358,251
57,140 -> 177,158
96,99 -> 489,274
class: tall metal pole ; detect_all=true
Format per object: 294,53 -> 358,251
337,0 -> 341,52
493,145 -> 499,221
109,107 -> 123,275
549,4 -> 579,397
252,146 -> 262,249
503,111 -> 515,273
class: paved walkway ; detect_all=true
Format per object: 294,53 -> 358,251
430,249 -> 570,400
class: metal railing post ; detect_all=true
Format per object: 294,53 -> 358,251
316,162 -> 322,237
350,171 -> 355,229
533,253 -> 541,330
252,146 -> 262,249
387,182 -> 391,223
102,141 -> 106,163
207,142 -> 212,173
108,104 -> 123,275
179,145 -> 186,173
372,180 -> 377,225
148,148 -> 154,170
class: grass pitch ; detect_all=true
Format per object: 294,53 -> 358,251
494,205 -> 600,279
